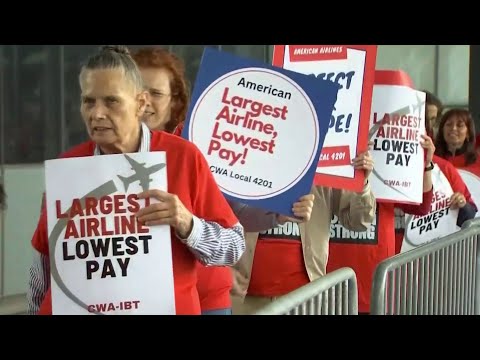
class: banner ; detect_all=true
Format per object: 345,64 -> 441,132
402,164 -> 460,253
458,169 -> 480,218
183,47 -> 339,216
45,152 -> 175,315
369,70 -> 426,204
272,45 -> 377,192
329,210 -> 379,245
259,221 -> 300,241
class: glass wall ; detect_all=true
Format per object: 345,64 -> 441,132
0,45 -> 271,165
437,45 -> 470,107
1,45 -> 62,164
375,45 -> 469,109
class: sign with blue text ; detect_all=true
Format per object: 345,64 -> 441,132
182,47 -> 339,216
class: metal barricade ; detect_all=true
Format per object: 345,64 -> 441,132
254,267 -> 358,315
370,218 -> 480,315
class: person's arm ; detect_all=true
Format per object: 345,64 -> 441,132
440,160 -> 478,226
398,187 -> 433,216
332,147 -> 376,231
227,193 -> 315,232
27,251 -> 50,315
177,218 -> 245,267
398,134 -> 436,216
137,141 -> 247,267
331,181 -> 376,232
27,210 -> 50,315
227,200 -> 278,232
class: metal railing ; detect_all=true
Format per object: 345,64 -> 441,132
370,218 -> 480,315
254,267 -> 358,315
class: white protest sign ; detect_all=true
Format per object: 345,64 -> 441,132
183,48 -> 340,219
370,84 -> 426,204
189,70 -> 319,200
458,169 -> 480,218
273,45 -> 377,191
45,152 -> 175,315
402,164 -> 460,253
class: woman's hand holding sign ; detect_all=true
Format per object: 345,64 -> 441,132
352,145 -> 374,181
137,190 -> 194,239
450,192 -> 467,209
420,134 -> 435,164
420,134 -> 435,192
277,194 -> 315,224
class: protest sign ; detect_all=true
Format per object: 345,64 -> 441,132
370,70 -> 426,204
45,152 -> 175,315
402,164 -> 460,253
458,169 -> 480,218
182,47 -> 339,216
272,45 -> 377,192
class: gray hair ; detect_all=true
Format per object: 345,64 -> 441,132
79,45 -> 144,91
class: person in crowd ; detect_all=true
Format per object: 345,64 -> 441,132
435,108 -> 480,176
325,77 -> 436,314
395,116 -> 477,254
423,90 -> 443,138
231,146 -> 376,315
329,134 -> 436,313
131,47 -> 315,315
26,45 -> 246,315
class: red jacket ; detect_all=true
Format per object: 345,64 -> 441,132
174,123 -> 233,311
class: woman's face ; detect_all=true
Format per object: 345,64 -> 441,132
79,68 -> 147,152
140,67 -> 173,131
443,115 -> 469,149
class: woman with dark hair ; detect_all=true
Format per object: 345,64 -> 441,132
434,108 -> 480,219
395,109 -> 477,254
435,109 -> 478,170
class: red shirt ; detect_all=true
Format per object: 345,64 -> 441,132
248,222 -> 309,297
32,130 -> 239,315
429,155 -> 475,205
173,122 -> 233,312
196,265 -> 233,311
442,152 -> 480,178
328,189 -> 433,313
